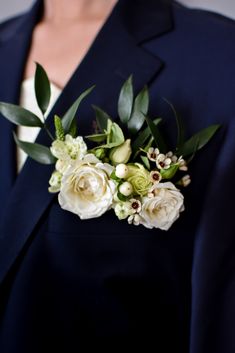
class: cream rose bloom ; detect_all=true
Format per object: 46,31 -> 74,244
58,154 -> 116,219
140,182 -> 184,230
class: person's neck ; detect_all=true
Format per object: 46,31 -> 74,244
43,0 -> 119,24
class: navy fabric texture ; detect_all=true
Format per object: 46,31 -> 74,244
0,0 -> 235,352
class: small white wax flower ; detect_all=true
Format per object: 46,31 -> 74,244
181,174 -> 191,187
119,181 -> 133,196
115,164 -> 129,179
150,170 -> 162,184
178,156 -> 188,171
130,198 -> 142,213
128,214 -> 141,226
156,154 -> 172,170
147,147 -> 160,162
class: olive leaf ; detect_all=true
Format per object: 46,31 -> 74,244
144,115 -> 167,153
62,85 -> 95,133
162,97 -> 185,149
13,132 -> 56,165
176,124 -> 220,157
128,86 -> 149,134
132,118 -> 162,157
34,62 -> 51,115
92,105 -> 112,132
118,75 -> 134,124
0,102 -> 44,127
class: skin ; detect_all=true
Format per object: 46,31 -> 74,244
22,0 -> 118,89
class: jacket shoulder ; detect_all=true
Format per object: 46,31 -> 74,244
173,1 -> 235,32
0,12 -> 28,42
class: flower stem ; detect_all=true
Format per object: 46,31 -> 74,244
44,123 -> 54,141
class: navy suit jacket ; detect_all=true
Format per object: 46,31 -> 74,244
0,0 -> 235,352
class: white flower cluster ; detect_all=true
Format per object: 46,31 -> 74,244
113,163 -> 185,231
48,136 -> 186,230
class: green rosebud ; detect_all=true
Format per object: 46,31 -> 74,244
95,148 -> 106,160
126,163 -> 151,196
109,139 -> 132,166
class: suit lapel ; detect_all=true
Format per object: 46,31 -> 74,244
0,0 -> 173,285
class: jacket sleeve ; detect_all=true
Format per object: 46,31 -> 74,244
190,118 -> 235,353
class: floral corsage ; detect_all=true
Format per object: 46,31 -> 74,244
0,64 -> 220,230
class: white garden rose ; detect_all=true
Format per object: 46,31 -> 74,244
140,182 -> 184,230
58,154 -> 116,219
50,134 -> 87,162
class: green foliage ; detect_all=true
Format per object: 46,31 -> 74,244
128,86 -> 149,134
140,155 -> 150,170
118,75 -> 134,124
62,85 -> 95,133
177,125 -> 220,157
13,132 -> 56,164
0,102 -> 44,127
34,62 -> 51,115
160,164 -> 179,179
54,115 -> 65,141
132,118 -> 162,157
68,119 -> 77,138
145,115 -> 167,153
92,105 -> 112,131
162,97 -> 185,149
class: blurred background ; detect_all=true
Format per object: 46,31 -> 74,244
0,0 -> 235,22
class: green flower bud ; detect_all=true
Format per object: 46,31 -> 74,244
126,163 -> 151,196
54,115 -> 65,141
95,148 -> 106,160
109,139 -> 132,166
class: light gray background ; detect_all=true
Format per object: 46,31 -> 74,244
0,0 -> 235,22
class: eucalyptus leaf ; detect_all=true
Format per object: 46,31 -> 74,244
177,124 -> 220,157
145,115 -> 167,153
62,85 -> 95,133
34,62 -> 51,115
128,86 -> 149,134
13,132 -> 56,165
92,105 -> 112,132
0,102 -> 44,127
118,75 -> 134,124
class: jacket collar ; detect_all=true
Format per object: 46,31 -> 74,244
0,0 -> 173,45
0,0 -> 174,285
